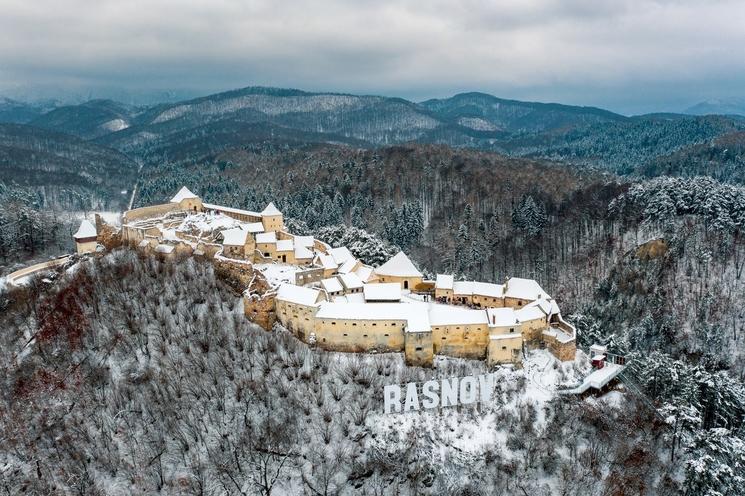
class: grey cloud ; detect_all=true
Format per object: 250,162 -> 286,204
0,0 -> 744,114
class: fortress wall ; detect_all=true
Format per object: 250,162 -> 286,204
487,335 -> 523,366
521,317 -> 549,343
374,275 -> 423,291
276,300 -> 316,339
431,324 -> 489,359
123,203 -> 178,223
472,294 -> 505,308
405,331 -> 434,367
313,318 -> 405,353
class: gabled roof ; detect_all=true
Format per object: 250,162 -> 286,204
294,244 -> 314,260
314,253 -> 338,270
504,277 -> 547,301
221,228 -> 249,246
256,232 -> 277,244
245,222 -> 265,233
436,274 -> 454,290
338,257 -> 359,274
170,186 -> 198,203
355,265 -> 375,282
374,252 -> 422,278
338,272 -> 363,290
294,235 -> 315,248
320,277 -> 344,294
363,282 -> 401,302
73,220 -> 97,239
328,246 -> 354,265
276,283 -> 321,306
486,307 -> 519,327
516,305 -> 546,322
276,239 -> 294,252
429,305 -> 488,326
261,202 -> 282,216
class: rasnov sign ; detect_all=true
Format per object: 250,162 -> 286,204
383,373 -> 496,414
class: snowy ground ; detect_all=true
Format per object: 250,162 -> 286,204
254,263 -> 301,287
368,349 -> 592,456
71,210 -> 122,227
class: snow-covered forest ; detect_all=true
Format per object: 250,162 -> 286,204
0,252 -> 696,495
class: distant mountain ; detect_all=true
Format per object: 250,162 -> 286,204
0,123 -> 138,209
30,99 -> 139,139
0,97 -> 57,124
420,92 -> 626,133
684,98 -> 745,116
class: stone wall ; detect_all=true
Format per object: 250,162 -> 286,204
123,203 -> 177,223
405,332 -> 434,367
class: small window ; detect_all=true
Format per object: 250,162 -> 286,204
442,337 -> 446,340
372,323 -> 377,326
363,334 -> 368,338
343,333 -> 348,337
384,333 -> 389,337
352,323 -> 357,326
510,328 -> 515,333
502,346 -> 507,350
332,322 -> 336,325
415,346 -> 423,351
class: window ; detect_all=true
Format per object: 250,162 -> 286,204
384,334 -> 389,337
343,333 -> 348,337
510,328 -> 514,333
363,334 -> 368,338
332,322 -> 336,325
415,346 -> 422,351
502,346 -> 507,350
372,323 -> 377,326
352,323 -> 357,326
442,337 -> 446,340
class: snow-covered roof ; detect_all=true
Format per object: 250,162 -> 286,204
338,272 -> 363,290
375,252 -> 422,278
276,283 -> 321,306
320,277 -> 344,293
516,305 -> 546,322
315,253 -> 338,270
261,202 -> 282,216
203,203 -> 261,218
338,257 -> 359,274
315,302 -> 430,333
256,232 -> 277,244
429,305 -> 488,326
170,186 -> 199,203
355,265 -> 375,282
436,274 -> 454,290
221,227 -> 249,246
452,281 -> 473,295
328,246 -> 354,265
276,239 -> 294,252
524,298 -> 553,316
138,239 -> 150,248
504,277 -> 547,301
155,244 -> 175,254
294,244 -> 314,260
333,293 -> 366,304
543,326 -> 574,344
363,282 -> 401,302
486,307 -> 519,327
73,220 -> 97,239
245,222 -> 265,233
294,235 -> 315,247
473,282 -> 504,298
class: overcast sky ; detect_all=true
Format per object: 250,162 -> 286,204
1,0 -> 744,114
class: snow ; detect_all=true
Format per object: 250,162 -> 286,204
355,265 -> 374,282
452,280 -> 504,297
177,212 -> 242,234
255,263 -> 300,287
314,253 -> 338,270
73,220 -> 97,239
516,305 -> 546,322
261,202 -> 282,216
256,232 -> 277,244
374,251 -> 423,277
435,274 -> 454,290
155,244 -> 174,254
220,227 -> 248,246
320,277 -> 344,294
100,118 -> 129,132
363,282 -> 402,301
276,283 -> 321,306
276,239 -> 294,252
429,304 -> 488,326
543,326 -> 574,343
504,277 -> 548,301
245,222 -> 265,233
328,246 -> 354,265
294,244 -> 313,260
486,307 -> 519,327
337,257 -> 359,274
203,202 -> 261,218
170,186 -> 199,203
338,272 -> 363,290
315,302 -> 430,332
294,235 -> 315,247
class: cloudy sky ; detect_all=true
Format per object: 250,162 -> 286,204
1,0 -> 744,114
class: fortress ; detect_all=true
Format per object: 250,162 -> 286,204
78,187 -> 576,367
